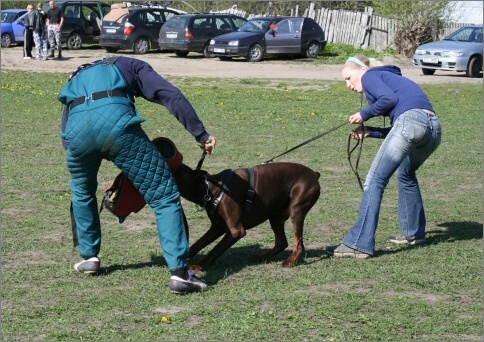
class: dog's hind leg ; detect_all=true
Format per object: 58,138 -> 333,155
248,216 -> 289,263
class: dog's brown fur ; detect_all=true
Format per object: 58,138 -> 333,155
171,162 -> 321,271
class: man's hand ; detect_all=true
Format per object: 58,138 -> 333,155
198,135 -> 216,154
351,125 -> 369,140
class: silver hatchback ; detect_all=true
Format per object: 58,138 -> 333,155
412,24 -> 483,78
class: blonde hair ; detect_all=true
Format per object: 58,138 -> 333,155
345,55 -> 383,69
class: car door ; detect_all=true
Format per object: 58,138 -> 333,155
12,13 -> 28,42
265,18 -> 303,54
144,9 -> 165,43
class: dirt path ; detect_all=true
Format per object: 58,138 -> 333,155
2,45 -> 482,85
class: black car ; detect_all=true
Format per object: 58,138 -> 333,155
42,1 -> 111,49
158,13 -> 247,57
208,16 -> 327,62
99,4 -> 181,54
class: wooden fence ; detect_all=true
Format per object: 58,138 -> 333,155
214,3 -> 472,53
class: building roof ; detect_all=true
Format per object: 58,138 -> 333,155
449,1 -> 483,24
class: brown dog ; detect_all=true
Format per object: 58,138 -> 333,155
171,161 -> 321,272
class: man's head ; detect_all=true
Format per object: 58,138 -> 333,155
49,1 -> 56,9
27,4 -> 34,12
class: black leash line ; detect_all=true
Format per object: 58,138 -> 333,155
264,121 -> 349,163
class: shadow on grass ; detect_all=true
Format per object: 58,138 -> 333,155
429,221 -> 483,243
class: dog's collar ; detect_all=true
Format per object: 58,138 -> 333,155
203,170 -> 236,215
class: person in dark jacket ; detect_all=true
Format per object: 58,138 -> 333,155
58,56 -> 216,294
20,4 -> 35,59
33,2 -> 48,60
324,55 -> 442,259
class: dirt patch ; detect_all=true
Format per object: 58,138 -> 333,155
2,46 -> 482,85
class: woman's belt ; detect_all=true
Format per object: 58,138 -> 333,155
69,89 -> 128,110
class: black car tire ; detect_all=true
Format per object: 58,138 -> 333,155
105,47 -> 119,53
203,42 -> 215,58
133,37 -> 149,54
67,32 -> 82,50
306,41 -> 320,58
422,68 -> 435,75
466,56 -> 482,78
175,50 -> 189,57
246,44 -> 263,62
1,33 -> 12,48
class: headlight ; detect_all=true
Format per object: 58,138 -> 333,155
228,40 -> 239,46
415,49 -> 426,55
441,51 -> 463,57
210,39 -> 215,45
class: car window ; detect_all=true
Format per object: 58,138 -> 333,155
192,17 -> 212,29
164,11 -> 177,22
65,5 -> 80,18
164,16 -> 187,29
146,10 -> 162,23
239,19 -> 272,33
445,26 -> 478,42
2,11 -> 25,23
215,17 -> 231,30
471,28 -> 483,42
231,17 -> 246,29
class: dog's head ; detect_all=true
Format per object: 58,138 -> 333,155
171,163 -> 210,205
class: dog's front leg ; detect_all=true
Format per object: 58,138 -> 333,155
196,231 -> 244,270
188,224 -> 224,259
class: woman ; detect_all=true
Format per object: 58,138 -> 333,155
325,55 -> 442,259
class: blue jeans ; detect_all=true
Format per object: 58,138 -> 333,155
342,109 -> 442,255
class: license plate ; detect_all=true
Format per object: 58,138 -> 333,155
106,28 -> 116,34
214,48 -> 225,53
166,33 -> 177,39
422,57 -> 439,64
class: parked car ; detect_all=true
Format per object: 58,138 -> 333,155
158,13 -> 247,57
41,1 -> 111,49
412,24 -> 483,78
208,16 -> 327,62
99,4 -> 182,54
1,9 -> 27,47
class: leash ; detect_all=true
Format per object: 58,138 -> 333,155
264,121 -> 349,163
195,151 -> 207,171
346,93 -> 366,192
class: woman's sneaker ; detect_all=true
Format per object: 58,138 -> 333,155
74,257 -> 100,274
169,274 -> 208,294
324,243 -> 371,259
389,233 -> 425,246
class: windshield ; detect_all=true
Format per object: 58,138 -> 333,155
444,26 -> 483,43
1,11 -> 20,23
238,18 -> 273,33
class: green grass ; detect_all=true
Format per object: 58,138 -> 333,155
1,69 -> 482,341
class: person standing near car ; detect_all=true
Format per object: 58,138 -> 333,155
324,55 -> 442,259
20,4 -> 35,59
46,0 -> 63,59
58,56 -> 216,294
33,2 -> 48,60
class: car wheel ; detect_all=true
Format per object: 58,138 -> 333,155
105,47 -> 119,53
67,33 -> 82,50
306,41 -> 320,58
1,33 -> 12,48
133,37 -> 149,54
422,68 -> 435,75
246,44 -> 263,62
175,50 -> 189,57
203,42 -> 215,58
466,56 -> 482,78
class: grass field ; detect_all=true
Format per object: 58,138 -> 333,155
1,68 -> 482,341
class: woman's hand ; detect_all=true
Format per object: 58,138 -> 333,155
348,112 -> 363,124
351,125 -> 369,140
199,135 -> 216,154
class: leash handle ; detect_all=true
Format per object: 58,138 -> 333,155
195,151 -> 207,171
265,121 -> 349,163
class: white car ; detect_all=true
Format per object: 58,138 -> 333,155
412,24 -> 482,78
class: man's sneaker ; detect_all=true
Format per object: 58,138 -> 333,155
74,257 -> 100,274
324,243 -> 371,259
169,274 -> 208,294
389,233 -> 425,246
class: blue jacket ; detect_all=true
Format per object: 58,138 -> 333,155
360,65 -> 434,138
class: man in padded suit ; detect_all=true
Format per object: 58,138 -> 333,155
58,56 -> 216,294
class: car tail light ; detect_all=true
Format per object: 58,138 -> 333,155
124,22 -> 135,35
185,30 -> 193,40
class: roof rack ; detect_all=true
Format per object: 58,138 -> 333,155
111,1 -> 172,10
